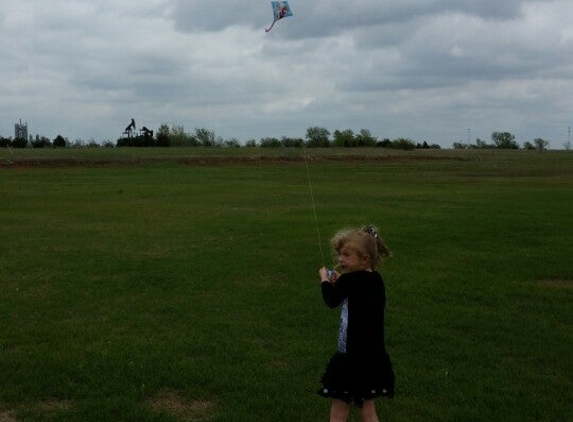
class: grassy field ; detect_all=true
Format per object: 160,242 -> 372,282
0,148 -> 571,421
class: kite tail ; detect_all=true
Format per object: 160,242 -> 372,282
265,19 -> 277,32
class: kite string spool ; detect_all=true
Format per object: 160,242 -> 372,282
303,146 -> 327,268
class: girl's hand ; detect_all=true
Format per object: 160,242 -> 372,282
319,267 -> 338,283
318,267 -> 330,283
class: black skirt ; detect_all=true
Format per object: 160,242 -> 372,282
317,352 -> 395,406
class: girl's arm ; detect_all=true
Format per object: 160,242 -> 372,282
318,267 -> 345,308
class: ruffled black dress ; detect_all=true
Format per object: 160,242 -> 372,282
318,270 -> 395,406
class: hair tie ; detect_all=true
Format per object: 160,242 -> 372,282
362,224 -> 379,239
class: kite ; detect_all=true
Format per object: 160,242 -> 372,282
265,1 -> 293,33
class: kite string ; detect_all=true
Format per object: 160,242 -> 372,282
303,146 -> 326,268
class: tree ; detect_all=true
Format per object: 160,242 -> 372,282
355,129 -> 377,147
306,126 -> 330,147
31,135 -> 51,148
332,129 -> 355,147
377,138 -> 392,148
224,138 -> 241,148
12,137 -> 28,148
491,132 -> 519,149
172,125 -> 195,146
195,128 -> 216,147
281,137 -> 304,148
86,138 -> 100,148
391,138 -> 416,150
53,135 -> 67,148
259,137 -> 281,148
533,138 -> 549,151
156,124 -> 171,146
153,124 -> 196,147
474,138 -> 493,149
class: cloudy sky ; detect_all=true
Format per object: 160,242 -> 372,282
1,0 -> 572,148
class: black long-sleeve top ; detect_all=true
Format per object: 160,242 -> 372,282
321,270 -> 388,357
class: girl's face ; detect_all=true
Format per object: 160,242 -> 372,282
337,244 -> 371,273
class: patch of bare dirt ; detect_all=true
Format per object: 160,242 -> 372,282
0,411 -> 17,422
147,389 -> 217,421
38,399 -> 73,412
537,279 -> 573,289
0,399 -> 73,421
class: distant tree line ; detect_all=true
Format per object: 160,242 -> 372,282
0,126 -> 555,151
0,124 -> 440,150
0,134 -> 116,149
112,125 -> 442,150
453,131 -> 550,151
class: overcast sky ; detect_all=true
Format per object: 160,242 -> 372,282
1,0 -> 572,148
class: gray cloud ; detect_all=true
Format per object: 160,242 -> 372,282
168,0 -> 548,37
1,0 -> 572,147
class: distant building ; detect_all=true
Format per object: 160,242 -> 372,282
15,119 -> 28,140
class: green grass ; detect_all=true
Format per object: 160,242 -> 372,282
0,149 -> 572,421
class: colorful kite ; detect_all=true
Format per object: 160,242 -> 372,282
265,1 -> 293,33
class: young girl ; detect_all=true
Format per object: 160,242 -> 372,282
317,225 -> 395,422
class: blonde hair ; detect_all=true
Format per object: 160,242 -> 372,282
331,225 -> 392,269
